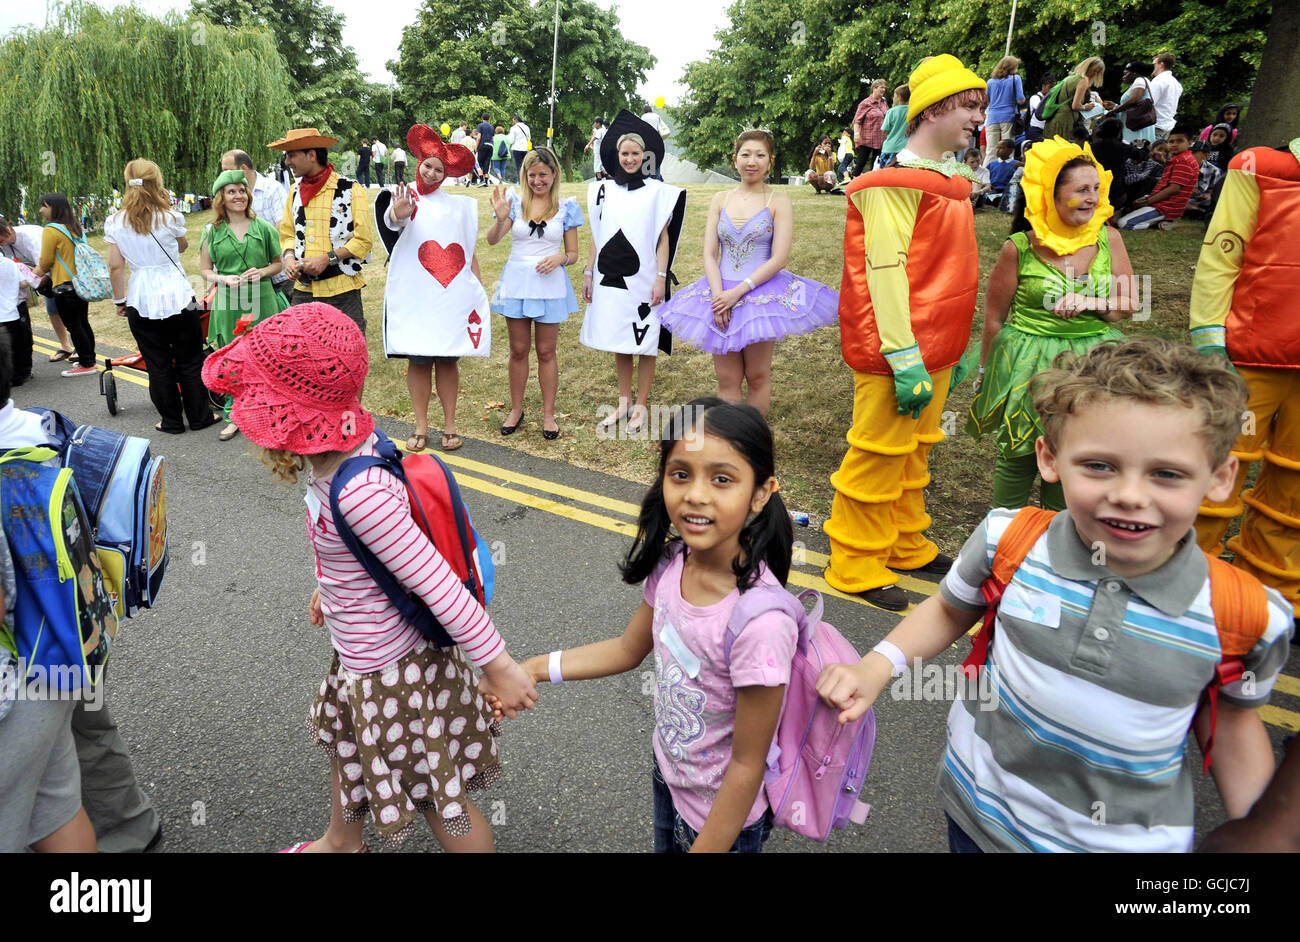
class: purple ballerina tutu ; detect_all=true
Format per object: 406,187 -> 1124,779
658,207 -> 839,355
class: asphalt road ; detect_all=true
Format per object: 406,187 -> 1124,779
21,326 -> 1299,854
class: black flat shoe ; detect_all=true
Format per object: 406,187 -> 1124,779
500,411 -> 525,435
861,585 -> 910,611
890,553 -> 954,581
542,426 -> 559,440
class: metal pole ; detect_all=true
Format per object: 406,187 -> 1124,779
548,0 -> 560,146
1005,0 -> 1018,57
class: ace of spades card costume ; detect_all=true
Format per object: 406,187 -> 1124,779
375,126 -> 490,359
1191,138 -> 1300,618
580,110 -> 687,356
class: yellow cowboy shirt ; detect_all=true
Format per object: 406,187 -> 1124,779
278,170 -> 375,298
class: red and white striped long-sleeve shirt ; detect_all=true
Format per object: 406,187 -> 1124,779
305,436 -> 505,673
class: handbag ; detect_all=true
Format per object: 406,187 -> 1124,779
1125,79 -> 1157,131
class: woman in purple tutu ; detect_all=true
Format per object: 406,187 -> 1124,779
658,129 -> 839,415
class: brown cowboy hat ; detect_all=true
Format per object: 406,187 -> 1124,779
267,127 -> 339,151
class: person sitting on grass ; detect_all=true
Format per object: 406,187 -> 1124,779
964,151 -> 993,206
985,139 -> 1020,202
1117,121 -> 1199,230
820,336 -> 1292,852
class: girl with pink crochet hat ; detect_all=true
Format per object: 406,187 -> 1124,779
203,303 -> 537,852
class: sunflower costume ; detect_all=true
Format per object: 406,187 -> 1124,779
966,137 -> 1122,510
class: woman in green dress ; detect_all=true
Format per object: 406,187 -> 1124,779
1042,57 -> 1106,142
199,169 -> 288,441
967,136 -> 1138,510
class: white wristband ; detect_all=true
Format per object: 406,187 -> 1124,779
744,277 -> 756,291
548,650 -> 565,685
871,640 -> 909,678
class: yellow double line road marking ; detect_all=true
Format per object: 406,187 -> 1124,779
32,337 -> 151,389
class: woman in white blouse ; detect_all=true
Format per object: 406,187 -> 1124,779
104,159 -> 217,434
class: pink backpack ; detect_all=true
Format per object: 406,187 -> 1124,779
724,586 -> 876,842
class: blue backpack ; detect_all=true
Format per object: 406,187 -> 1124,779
0,447 -> 119,691
26,409 -> 168,617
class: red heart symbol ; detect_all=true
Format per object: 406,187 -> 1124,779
468,310 -> 481,324
417,241 -> 465,288
467,309 -> 482,348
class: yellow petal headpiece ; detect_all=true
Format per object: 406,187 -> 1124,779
1020,136 -> 1114,255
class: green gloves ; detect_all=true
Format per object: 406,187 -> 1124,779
950,348 -> 977,388
883,345 -> 933,419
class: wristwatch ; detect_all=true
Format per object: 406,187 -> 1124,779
327,250 -> 340,266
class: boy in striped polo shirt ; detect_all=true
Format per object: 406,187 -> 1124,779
819,338 -> 1292,852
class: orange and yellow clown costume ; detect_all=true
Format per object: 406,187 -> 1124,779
824,55 -> 984,595
1191,138 -> 1300,618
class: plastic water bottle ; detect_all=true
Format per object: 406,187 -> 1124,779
789,511 -> 810,527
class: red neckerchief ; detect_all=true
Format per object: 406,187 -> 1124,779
415,172 -> 443,196
297,163 -> 336,206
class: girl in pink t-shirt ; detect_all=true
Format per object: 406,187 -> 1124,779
203,302 -> 538,852
504,397 -> 799,852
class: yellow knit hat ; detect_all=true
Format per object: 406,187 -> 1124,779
907,54 -> 987,123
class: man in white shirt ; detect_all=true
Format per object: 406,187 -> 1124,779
392,145 -> 407,185
1149,52 -> 1183,141
640,109 -> 672,180
372,138 -> 388,187
508,116 -> 530,181
1026,74 -> 1053,141
448,122 -> 470,186
221,149 -> 290,291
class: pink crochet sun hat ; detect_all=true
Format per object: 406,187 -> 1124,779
202,303 -> 375,455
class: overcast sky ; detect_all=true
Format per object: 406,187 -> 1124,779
0,0 -> 730,102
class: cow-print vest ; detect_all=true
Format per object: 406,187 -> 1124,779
292,176 -> 364,279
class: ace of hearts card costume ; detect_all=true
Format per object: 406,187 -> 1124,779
580,110 -> 687,356
376,125 -> 490,359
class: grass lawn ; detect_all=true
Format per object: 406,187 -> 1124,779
76,182 -> 1207,553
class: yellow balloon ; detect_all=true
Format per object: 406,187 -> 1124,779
440,123 -> 451,136
654,95 -> 666,109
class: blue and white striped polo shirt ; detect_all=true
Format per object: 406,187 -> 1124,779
937,508 -> 1292,853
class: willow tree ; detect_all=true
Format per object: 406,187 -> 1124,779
0,2 -> 290,214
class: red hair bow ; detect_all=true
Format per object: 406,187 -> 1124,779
407,124 -> 477,182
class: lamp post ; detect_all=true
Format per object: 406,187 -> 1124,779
548,0 -> 560,146
1005,0 -> 1018,57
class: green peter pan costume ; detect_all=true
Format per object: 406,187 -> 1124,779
203,168 -> 290,420
966,227 -> 1124,509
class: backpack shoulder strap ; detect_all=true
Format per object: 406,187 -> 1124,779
1197,555 -> 1272,774
723,584 -> 818,664
963,507 -> 1056,677
1205,555 -> 1271,659
990,507 -> 1056,587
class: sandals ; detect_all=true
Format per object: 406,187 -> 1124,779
279,840 -> 371,854
48,349 -> 73,363
406,432 -> 428,452
597,404 -> 631,430
154,422 -> 185,435
625,405 -> 649,436
441,432 -> 463,451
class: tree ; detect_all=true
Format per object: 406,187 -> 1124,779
0,2 -> 289,212
189,0 -> 379,151
675,0 -> 1277,175
1239,0 -> 1300,148
390,0 -> 654,179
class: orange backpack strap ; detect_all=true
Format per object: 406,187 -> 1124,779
1199,555 -> 1272,773
962,508 -> 1057,678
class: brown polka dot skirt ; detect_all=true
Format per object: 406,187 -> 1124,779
308,639 -> 503,848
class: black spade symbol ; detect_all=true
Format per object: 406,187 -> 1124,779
637,302 -> 651,321
597,229 -> 639,288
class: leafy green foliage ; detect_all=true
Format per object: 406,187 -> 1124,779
390,0 -> 654,179
0,2 -> 289,212
676,0 -> 1275,175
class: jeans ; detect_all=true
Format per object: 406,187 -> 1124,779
358,165 -> 371,187
652,759 -> 773,853
946,813 -> 984,853
374,163 -> 386,187
394,162 -> 405,185
491,158 -> 508,179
